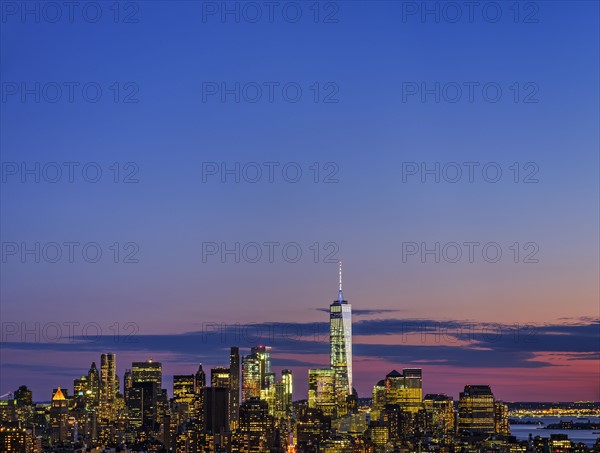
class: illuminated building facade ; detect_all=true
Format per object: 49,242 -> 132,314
237,398 -> 274,453
49,388 -> 69,444
211,367 -> 231,388
202,387 -> 229,433
86,362 -> 100,410
130,359 -> 163,429
330,261 -> 352,417
229,347 -> 240,430
402,368 -> 423,412
458,385 -> 495,435
274,369 -> 293,419
173,374 -> 195,418
0,422 -> 38,453
494,401 -> 510,436
372,368 -> 423,416
242,355 -> 261,401
242,346 -> 273,403
423,393 -> 455,438
371,380 -> 386,421
132,359 -> 162,388
308,369 -> 336,417
99,353 -> 116,422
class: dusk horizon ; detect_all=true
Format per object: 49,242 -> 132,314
1,1 -> 598,452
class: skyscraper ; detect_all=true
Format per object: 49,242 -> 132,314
99,353 -> 116,422
308,369 -> 336,417
131,359 -> 163,429
87,362 -> 100,409
400,368 -> 423,413
253,345 -> 273,391
423,394 -> 455,439
123,369 -> 132,404
237,398 -> 275,453
458,385 -> 496,435
194,363 -> 206,423
50,387 -> 69,443
330,261 -> 352,411
229,347 -> 240,430
274,369 -> 293,419
242,355 -> 261,402
131,359 -> 162,388
241,346 -> 273,403
371,380 -> 386,421
372,369 -> 423,416
494,401 -> 510,436
202,387 -> 229,433
211,367 -> 231,388
195,363 -> 206,390
173,374 -> 196,419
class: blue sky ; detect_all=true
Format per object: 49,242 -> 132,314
1,1 -> 598,401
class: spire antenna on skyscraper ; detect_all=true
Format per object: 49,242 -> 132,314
338,260 -> 343,302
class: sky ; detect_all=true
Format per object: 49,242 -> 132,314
0,0 -> 599,402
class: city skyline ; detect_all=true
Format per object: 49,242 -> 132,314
1,260 -> 598,452
1,1 -> 598,451
1,263 -> 597,403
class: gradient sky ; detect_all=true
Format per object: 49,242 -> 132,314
1,1 -> 599,402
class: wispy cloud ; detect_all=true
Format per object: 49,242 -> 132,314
316,308 -> 405,316
2,319 -> 598,371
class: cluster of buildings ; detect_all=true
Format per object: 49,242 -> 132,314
0,348 -> 293,453
1,264 -> 598,452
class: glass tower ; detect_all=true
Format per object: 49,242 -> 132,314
329,261 -> 352,409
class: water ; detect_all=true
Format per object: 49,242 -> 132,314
510,416 -> 600,448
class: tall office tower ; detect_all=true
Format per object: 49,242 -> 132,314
211,367 -> 231,388
402,368 -> 423,412
157,388 -> 170,423
457,385 -> 495,435
130,359 -> 163,428
202,387 -> 229,433
87,362 -> 100,409
308,369 -> 336,417
241,346 -> 273,403
13,385 -> 33,426
123,369 -> 132,404
50,387 -> 70,443
384,370 -> 404,403
131,359 -> 162,388
0,399 -> 17,423
494,402 -> 510,436
131,382 -> 156,429
238,398 -> 275,453
296,405 -> 331,449
73,375 -> 88,406
368,421 -> 390,449
242,355 -> 261,401
69,375 -> 93,438
330,261 -> 352,415
13,386 -> 32,407
274,369 -> 293,419
127,386 -> 144,429
173,375 -> 196,419
194,363 -> 206,423
195,363 -> 206,390
252,345 -> 272,390
229,347 -> 240,430
423,394 -> 455,439
100,353 -> 117,422
382,368 -> 423,414
0,422 -> 38,453
371,380 -> 386,421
